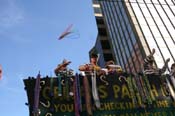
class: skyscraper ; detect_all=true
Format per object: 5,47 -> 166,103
92,0 -> 175,73
91,0 -> 114,67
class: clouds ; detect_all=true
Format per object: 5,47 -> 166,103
0,0 -> 30,43
0,0 -> 24,28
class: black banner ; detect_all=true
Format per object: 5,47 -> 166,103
24,73 -> 175,116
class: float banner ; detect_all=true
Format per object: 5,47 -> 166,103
23,74 -> 175,116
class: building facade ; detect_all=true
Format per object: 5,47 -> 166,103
91,0 -> 114,67
92,0 -> 175,73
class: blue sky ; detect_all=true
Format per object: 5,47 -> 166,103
0,0 -> 97,115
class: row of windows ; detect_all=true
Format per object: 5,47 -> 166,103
101,2 -> 125,69
94,7 -> 102,14
101,40 -> 111,49
98,27 -> 107,36
98,0 -> 175,71
125,0 -> 175,5
129,0 -> 175,68
100,0 -> 143,73
96,18 -> 105,25
105,0 -> 174,5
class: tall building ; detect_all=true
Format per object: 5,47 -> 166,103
90,0 -> 114,67
92,0 -> 175,73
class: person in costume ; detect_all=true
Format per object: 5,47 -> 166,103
143,48 -> 171,99
54,59 -> 72,76
143,48 -> 170,75
105,60 -> 123,74
169,63 -> 175,92
54,59 -> 74,97
79,52 -> 102,114
79,53 -> 100,71
170,63 -> 175,77
79,53 -> 106,76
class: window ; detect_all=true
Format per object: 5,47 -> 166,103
101,40 -> 111,49
104,53 -> 114,61
96,18 -> 104,25
98,28 -> 107,36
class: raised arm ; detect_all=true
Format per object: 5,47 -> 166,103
144,48 -> 155,66
159,58 -> 170,74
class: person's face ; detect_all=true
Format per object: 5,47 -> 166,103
90,57 -> 97,63
149,56 -> 154,62
171,65 -> 175,72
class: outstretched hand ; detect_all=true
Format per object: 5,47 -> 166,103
151,48 -> 155,56
164,58 -> 170,68
165,58 -> 170,63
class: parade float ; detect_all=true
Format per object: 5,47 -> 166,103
23,50 -> 175,116
24,70 -> 175,116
